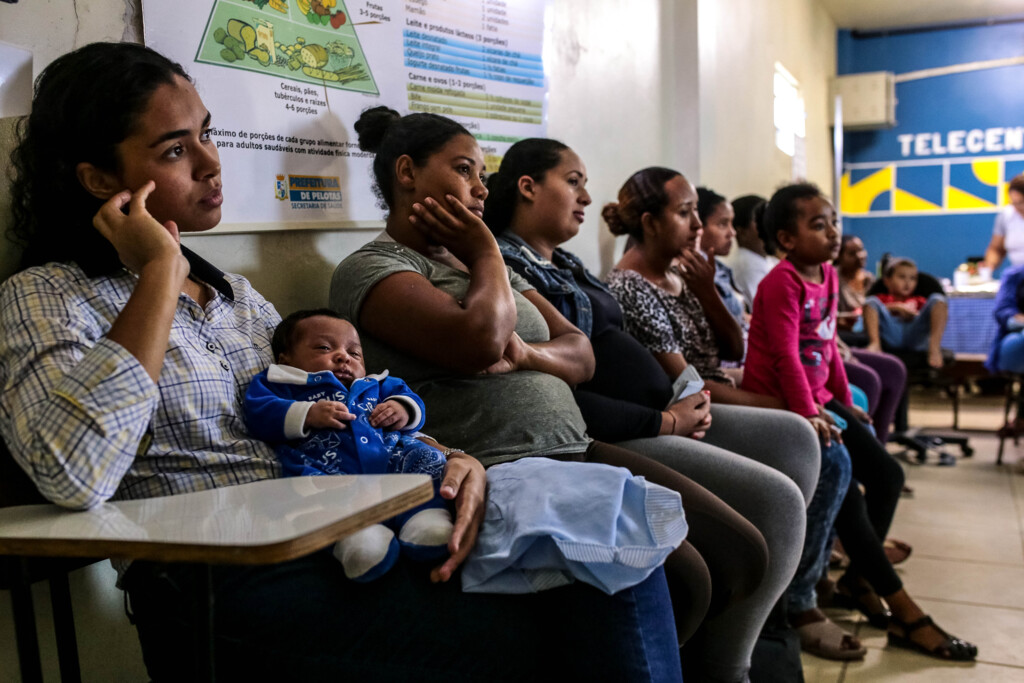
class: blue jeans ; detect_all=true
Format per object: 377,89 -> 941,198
125,553 -> 681,682
997,331 -> 1024,373
787,440 -> 852,613
865,293 -> 946,351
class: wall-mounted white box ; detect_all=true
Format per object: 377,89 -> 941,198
830,71 -> 896,130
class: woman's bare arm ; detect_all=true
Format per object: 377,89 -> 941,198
495,290 -> 594,385
359,196 -> 518,374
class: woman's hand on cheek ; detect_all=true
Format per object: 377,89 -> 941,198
431,452 -> 486,583
93,181 -> 188,280
409,194 -> 498,265
677,249 -> 716,296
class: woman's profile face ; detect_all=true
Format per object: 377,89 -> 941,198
412,133 -> 488,218
526,148 -> 591,246
838,237 -> 867,270
111,75 -> 222,234
700,200 -> 735,257
651,175 -> 702,256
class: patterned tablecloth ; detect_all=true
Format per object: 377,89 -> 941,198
941,293 -> 997,357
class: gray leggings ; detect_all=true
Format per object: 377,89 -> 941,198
617,403 -> 818,683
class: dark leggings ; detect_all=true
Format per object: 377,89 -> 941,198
827,400 -> 905,596
848,348 -> 907,443
583,440 -> 769,644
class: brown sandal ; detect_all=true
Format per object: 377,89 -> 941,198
883,538 -> 912,565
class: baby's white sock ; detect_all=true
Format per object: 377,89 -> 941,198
332,524 -> 397,581
398,508 -> 454,548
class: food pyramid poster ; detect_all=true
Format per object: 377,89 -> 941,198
195,0 -> 378,95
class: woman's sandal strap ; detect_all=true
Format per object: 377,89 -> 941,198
888,615 -> 978,661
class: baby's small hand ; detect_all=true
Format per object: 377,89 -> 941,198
306,401 -> 355,430
370,400 -> 411,430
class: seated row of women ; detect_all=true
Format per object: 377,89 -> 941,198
0,42 -> 974,682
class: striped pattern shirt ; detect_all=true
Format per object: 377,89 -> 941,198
0,258 -> 282,510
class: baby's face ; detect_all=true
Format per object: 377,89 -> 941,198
279,316 -> 366,387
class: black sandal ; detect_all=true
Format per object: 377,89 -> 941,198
831,577 -> 891,629
887,615 -> 978,661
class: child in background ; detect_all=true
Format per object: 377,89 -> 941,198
864,257 -> 948,369
245,309 -> 453,582
743,183 -> 976,663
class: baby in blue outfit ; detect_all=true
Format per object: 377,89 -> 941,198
244,309 -> 453,581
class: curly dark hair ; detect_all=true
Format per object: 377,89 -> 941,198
763,181 -> 825,251
9,42 -> 190,276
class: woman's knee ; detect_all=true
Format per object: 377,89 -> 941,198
664,540 -> 712,645
999,333 -> 1024,372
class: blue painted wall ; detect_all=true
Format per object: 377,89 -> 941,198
838,22 -> 1024,279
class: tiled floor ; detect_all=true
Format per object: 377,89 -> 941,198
801,390 -> 1024,681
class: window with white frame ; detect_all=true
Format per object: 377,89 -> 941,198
774,62 -> 805,157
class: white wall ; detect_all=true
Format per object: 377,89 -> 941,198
698,0 -> 837,200
0,0 -> 831,679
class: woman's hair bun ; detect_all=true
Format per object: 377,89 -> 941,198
602,203 -> 627,235
354,106 -> 402,153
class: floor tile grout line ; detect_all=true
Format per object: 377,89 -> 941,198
907,594 -> 1024,611
905,554 -> 1024,568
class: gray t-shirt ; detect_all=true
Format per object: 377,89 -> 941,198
330,237 -> 590,466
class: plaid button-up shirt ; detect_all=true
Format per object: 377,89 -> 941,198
0,255 -> 282,510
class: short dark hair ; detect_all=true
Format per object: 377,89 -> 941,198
11,42 -> 191,275
764,182 -> 826,244
354,106 -> 471,211
272,308 -> 347,361
883,257 -> 917,279
731,195 -> 767,234
483,138 -> 569,235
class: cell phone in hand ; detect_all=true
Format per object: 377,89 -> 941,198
667,365 -> 705,409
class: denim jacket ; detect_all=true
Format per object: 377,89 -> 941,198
496,232 -> 610,338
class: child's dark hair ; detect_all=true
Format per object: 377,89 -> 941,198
272,308 -> 348,361
354,106 -> 471,211
731,195 -> 766,233
483,138 -> 569,235
10,42 -> 191,275
603,167 -> 682,243
763,182 -> 826,242
696,187 -> 727,225
882,257 -> 917,279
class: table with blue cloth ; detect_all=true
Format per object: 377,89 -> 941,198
942,291 -> 997,357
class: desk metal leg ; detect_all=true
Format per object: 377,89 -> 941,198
193,564 -> 216,683
12,559 -> 42,683
49,571 -> 82,683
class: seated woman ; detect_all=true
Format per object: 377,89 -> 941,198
833,235 -> 907,444
721,194 -> 776,305
329,108 -> 777,682
835,234 -> 873,334
987,262 -> 1024,436
695,187 -> 747,333
483,138 -> 818,682
0,43 -> 683,682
